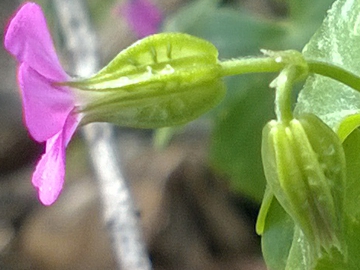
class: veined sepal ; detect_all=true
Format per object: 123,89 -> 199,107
260,113 -> 346,257
64,33 -> 225,128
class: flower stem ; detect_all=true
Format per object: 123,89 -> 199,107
219,57 -> 285,77
308,60 -> 360,92
220,54 -> 360,94
274,66 -> 298,123
219,51 -> 308,124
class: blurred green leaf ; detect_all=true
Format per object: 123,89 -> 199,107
283,0 -> 335,49
164,0 -> 284,57
210,74 -> 275,201
288,0 -> 334,21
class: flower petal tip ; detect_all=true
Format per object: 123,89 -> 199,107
37,188 -> 61,206
32,168 -> 64,206
4,1 -> 67,81
32,130 -> 66,206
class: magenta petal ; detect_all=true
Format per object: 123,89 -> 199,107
32,113 -> 80,206
121,0 -> 162,38
18,63 -> 74,142
4,2 -> 67,81
32,130 -> 65,206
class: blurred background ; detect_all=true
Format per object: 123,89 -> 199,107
0,0 -> 334,269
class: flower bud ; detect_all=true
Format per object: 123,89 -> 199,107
261,114 -> 345,254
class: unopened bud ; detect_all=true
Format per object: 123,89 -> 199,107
261,114 -> 345,254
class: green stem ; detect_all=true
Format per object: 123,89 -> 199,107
219,57 -> 285,77
308,61 -> 360,92
220,56 -> 360,93
219,54 -> 360,123
219,53 -> 307,123
275,66 -> 298,123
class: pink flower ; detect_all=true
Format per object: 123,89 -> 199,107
4,2 -> 81,205
118,0 -> 163,38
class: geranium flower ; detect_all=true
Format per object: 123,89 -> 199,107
4,2 -> 82,205
117,0 -> 163,38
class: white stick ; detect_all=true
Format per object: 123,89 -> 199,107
51,1 -> 152,269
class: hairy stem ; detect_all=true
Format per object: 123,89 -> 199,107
219,57 -> 285,77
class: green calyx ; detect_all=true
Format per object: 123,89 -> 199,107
66,33 -> 225,128
260,113 -> 346,256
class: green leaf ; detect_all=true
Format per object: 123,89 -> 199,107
343,128 -> 360,218
313,129 -> 360,269
295,0 -> 360,141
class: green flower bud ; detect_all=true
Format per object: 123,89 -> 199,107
65,33 -> 225,129
261,114 -> 345,255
